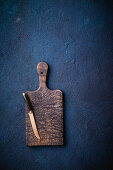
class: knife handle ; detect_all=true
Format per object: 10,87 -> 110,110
23,93 -> 33,111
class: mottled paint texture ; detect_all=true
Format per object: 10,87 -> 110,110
0,0 -> 113,169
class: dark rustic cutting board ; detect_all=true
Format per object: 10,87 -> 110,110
25,62 -> 63,146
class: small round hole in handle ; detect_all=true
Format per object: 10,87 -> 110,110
37,62 -> 48,76
37,62 -> 48,88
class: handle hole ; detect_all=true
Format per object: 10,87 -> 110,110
41,72 -> 43,74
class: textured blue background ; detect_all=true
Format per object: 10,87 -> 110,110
0,0 -> 113,169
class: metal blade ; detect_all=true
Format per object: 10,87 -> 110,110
28,111 -> 40,140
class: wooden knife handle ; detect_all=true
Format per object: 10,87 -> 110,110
37,62 -> 48,88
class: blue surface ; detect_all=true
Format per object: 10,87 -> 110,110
0,0 -> 113,169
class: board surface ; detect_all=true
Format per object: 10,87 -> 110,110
25,62 -> 63,146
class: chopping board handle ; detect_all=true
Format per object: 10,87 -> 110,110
37,62 -> 48,88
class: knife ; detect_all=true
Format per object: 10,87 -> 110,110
23,93 -> 40,140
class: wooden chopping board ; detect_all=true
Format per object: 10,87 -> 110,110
24,62 -> 63,146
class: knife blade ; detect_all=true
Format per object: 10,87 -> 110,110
23,93 -> 40,140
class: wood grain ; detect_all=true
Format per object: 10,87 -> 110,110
25,62 -> 63,146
